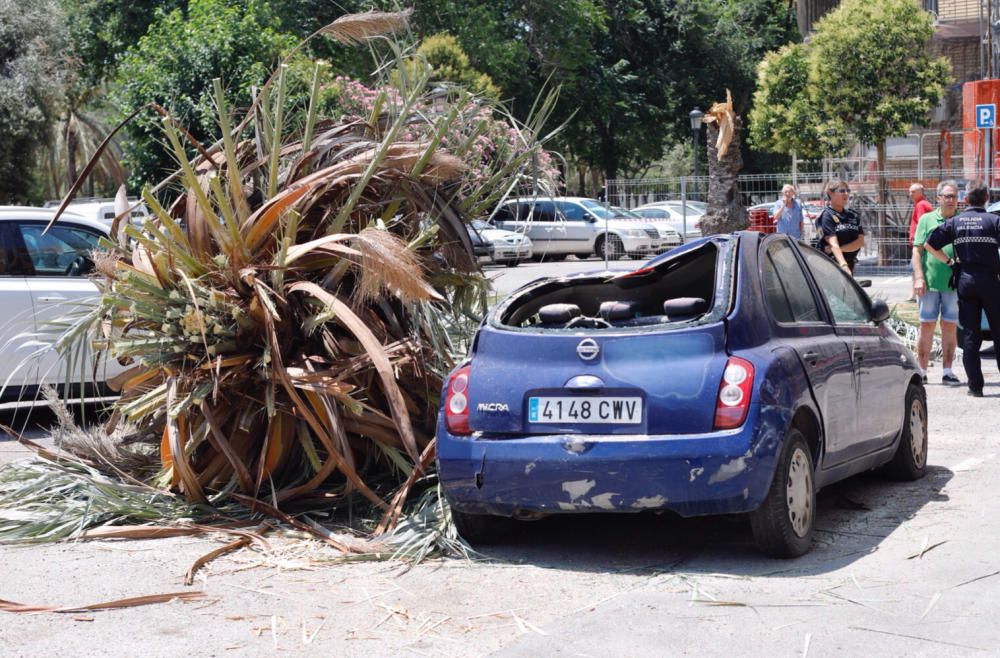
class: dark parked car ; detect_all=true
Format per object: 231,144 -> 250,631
436,232 -> 927,557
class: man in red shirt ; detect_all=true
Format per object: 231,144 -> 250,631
908,183 -> 932,245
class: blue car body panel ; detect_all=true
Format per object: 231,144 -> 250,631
469,324 -> 727,436
436,232 -> 920,519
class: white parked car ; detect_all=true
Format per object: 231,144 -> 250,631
492,197 -> 659,260
611,206 -> 682,252
660,199 -> 707,215
0,206 -> 123,407
470,219 -> 532,266
632,202 -> 704,243
43,196 -> 151,229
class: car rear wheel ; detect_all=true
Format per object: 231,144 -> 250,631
750,429 -> 815,558
885,382 -> 928,481
595,234 -> 624,260
451,508 -> 512,545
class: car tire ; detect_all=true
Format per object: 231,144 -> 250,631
596,234 -> 624,260
885,382 -> 928,481
451,508 -> 512,545
750,429 -> 815,558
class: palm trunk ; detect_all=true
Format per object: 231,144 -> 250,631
701,116 -> 748,234
64,116 -> 78,195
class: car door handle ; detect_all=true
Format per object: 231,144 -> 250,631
802,350 -> 820,363
852,346 -> 865,360
37,296 -> 68,303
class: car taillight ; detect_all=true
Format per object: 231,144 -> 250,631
713,357 -> 754,430
444,366 -> 472,435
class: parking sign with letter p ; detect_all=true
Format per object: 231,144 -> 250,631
976,103 -> 996,128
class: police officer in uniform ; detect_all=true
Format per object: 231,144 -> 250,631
924,180 -> 1000,397
817,179 -> 865,274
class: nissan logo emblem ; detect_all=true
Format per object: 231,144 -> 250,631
576,338 -> 600,361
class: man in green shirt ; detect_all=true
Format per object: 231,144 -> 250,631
911,179 -> 960,385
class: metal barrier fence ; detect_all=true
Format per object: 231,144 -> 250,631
608,167 -> 973,275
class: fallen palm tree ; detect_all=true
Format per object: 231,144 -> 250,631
1,10 -> 557,556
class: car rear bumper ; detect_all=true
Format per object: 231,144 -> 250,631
436,404 -> 781,518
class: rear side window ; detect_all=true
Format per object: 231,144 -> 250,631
558,202 -> 585,220
17,224 -> 102,277
0,225 -> 10,275
800,248 -> 870,323
763,241 -> 822,323
494,204 -> 515,222
524,201 -> 555,222
638,209 -> 669,219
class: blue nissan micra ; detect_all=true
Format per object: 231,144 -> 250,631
436,232 -> 927,557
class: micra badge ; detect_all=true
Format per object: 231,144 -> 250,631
477,402 -> 510,413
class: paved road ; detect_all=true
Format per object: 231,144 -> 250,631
3,261 -> 999,656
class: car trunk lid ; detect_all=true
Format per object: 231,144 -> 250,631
467,322 -> 728,435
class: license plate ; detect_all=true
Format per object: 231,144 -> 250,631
528,396 -> 642,424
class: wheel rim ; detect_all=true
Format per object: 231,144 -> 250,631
909,397 -> 927,468
786,447 -> 813,538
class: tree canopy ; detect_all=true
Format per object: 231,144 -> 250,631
747,42 -> 821,156
59,0 -> 184,86
0,0 -> 852,201
111,0 -> 297,188
407,0 -> 798,182
749,0 -> 950,163
0,0 -> 72,203
413,34 -> 500,99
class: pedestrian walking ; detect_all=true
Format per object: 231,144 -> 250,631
817,179 -> 864,274
924,179 -> 1000,397
771,184 -> 803,239
907,183 -> 933,246
911,180 -> 961,385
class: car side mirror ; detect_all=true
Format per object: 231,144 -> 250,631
870,298 -> 890,324
583,213 -> 597,223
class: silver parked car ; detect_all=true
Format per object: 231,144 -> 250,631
492,197 -> 658,260
612,206 -> 682,252
632,202 -> 704,243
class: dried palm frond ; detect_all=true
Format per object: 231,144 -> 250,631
321,9 -> 414,46
350,227 -> 442,304
40,385 -> 157,478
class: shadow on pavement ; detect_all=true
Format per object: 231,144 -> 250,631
466,465 -> 953,577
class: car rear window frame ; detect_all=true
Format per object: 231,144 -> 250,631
489,238 -> 735,333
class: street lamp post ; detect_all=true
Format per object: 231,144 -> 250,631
686,107 -> 704,240
689,107 -> 704,181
